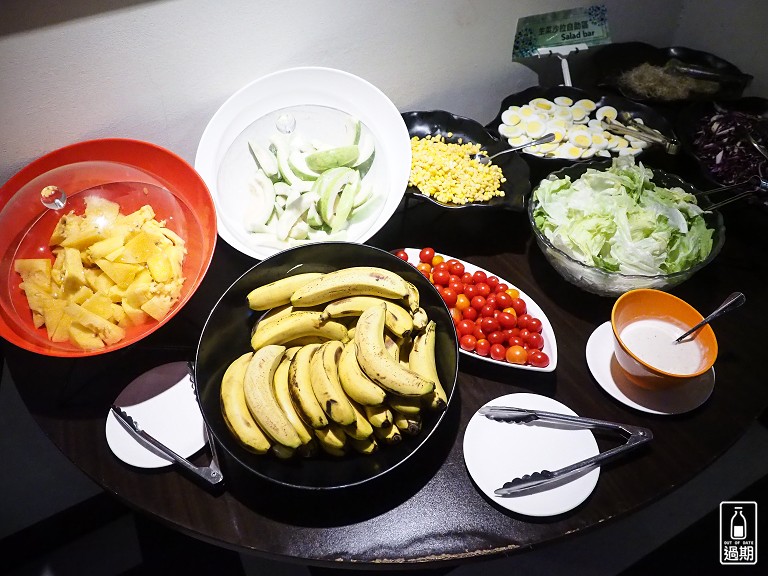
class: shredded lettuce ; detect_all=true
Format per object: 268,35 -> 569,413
532,156 -> 714,275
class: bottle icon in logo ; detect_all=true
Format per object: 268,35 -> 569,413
731,506 -> 747,540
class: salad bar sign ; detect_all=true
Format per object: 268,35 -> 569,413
513,4 -> 611,59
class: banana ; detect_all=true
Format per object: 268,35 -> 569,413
337,340 -> 387,406
271,444 -> 296,459
383,332 -> 401,361
251,310 -> 347,350
290,267 -> 410,308
342,399 -> 374,440
243,345 -> 302,449
412,306 -> 429,331
310,340 -> 356,426
393,411 -> 422,436
315,422 -> 348,457
219,351 -> 271,454
349,436 -> 379,455
388,394 -> 422,416
273,347 -> 314,446
246,272 -> 325,310
373,422 -> 402,445
404,281 -> 421,314
354,303 -> 434,397
409,320 -> 448,412
320,296 -> 413,337
288,343 -> 328,429
255,303 -> 294,329
364,403 -> 393,428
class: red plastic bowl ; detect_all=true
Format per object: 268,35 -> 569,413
0,138 -> 217,357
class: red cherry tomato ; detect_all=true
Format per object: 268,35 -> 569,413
473,326 -> 486,341
508,336 -> 524,348
456,319 -> 475,336
510,297 -> 527,316
472,270 -> 487,284
419,247 -> 435,263
516,313 -> 532,330
475,282 -> 491,297
441,288 -> 458,308
475,339 -> 491,357
518,328 -> 531,342
480,316 -> 500,334
394,249 -> 409,261
462,306 -> 478,321
449,280 -> 464,294
505,345 -> 528,365
416,262 -> 431,277
495,292 -> 513,309
463,284 -> 478,299
449,261 -> 465,276
495,282 -> 509,293
431,269 -> 449,286
459,334 -> 477,351
527,317 -> 543,333
490,343 -> 507,361
488,330 -> 506,345
497,312 -> 517,329
485,293 -> 498,309
480,304 -> 496,318
526,332 -> 545,350
433,261 -> 449,273
528,350 -> 550,368
449,307 -> 462,325
461,272 -> 474,285
470,295 -> 486,311
486,275 -> 500,290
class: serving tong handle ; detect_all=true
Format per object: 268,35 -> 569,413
479,406 -> 653,496
696,173 -> 768,211
602,116 -> 681,155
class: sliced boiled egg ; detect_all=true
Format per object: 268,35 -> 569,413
530,97 -> 555,112
499,123 -> 524,139
519,105 -> 537,118
546,120 -> 568,143
554,107 -> 573,121
553,143 -> 583,159
569,129 -> 592,149
501,108 -> 522,126
587,118 -> 603,130
554,96 -> 574,106
574,98 -> 597,112
524,118 -> 547,138
590,132 -> 610,150
570,106 -> 588,123
508,134 -> 530,148
596,106 -> 618,122
581,147 -> 597,159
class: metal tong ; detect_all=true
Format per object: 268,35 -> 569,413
602,114 -> 681,155
479,406 -> 653,496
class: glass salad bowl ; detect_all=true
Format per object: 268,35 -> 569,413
527,159 -> 725,297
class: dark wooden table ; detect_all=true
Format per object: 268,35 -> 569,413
5,158 -> 768,570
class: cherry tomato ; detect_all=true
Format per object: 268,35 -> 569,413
461,272 -> 474,285
449,260 -> 465,276
463,284 -> 478,299
480,304 -> 496,318
505,345 -> 528,365
441,288 -> 458,308
434,284 -> 445,298
431,254 -> 445,267
470,295 -> 486,311
497,312 -> 517,329
528,350 -> 550,368
449,280 -> 464,294
473,270 -> 487,284
490,343 -> 507,361
456,319 -> 475,336
510,297 -> 527,316
501,329 -> 515,342
473,327 -> 486,341
486,275 -> 499,290
495,282 -> 509,293
459,334 -> 477,351
432,269 -> 451,286
475,339 -> 491,357
455,294 -> 471,311
506,288 -> 520,299
527,317 -> 543,333
508,327 -> 521,338
462,306 -> 478,321
518,328 -> 531,342
495,291 -> 513,309
475,282 -> 491,297
433,262 -> 449,273
394,249 -> 409,261
480,316 -> 500,334
419,247 -> 435,263
508,336 -> 524,348
485,293 -> 498,309
526,332 -> 545,350
416,262 -> 431,277
516,313 -> 532,330
449,307 -> 462,325
488,330 -> 506,345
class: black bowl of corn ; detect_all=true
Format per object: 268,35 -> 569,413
402,110 -> 531,212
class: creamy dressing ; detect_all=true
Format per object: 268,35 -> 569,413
620,318 -> 704,375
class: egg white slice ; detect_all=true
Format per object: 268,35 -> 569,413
501,109 -> 522,126
530,97 -> 555,113
574,98 -> 597,112
596,106 -> 618,122
499,123 -> 524,139
553,96 -> 574,106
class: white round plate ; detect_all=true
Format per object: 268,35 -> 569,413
195,66 -> 411,260
463,393 -> 599,517
105,362 -> 206,468
586,321 -> 715,415
404,249 -> 557,372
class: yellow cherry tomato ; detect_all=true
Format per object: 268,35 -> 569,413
506,288 -> 520,299
431,254 -> 445,267
455,294 -> 471,311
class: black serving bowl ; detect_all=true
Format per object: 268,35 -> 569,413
486,85 -> 678,182
593,41 -> 752,104
194,242 -> 459,490
402,110 -> 531,212
528,160 -> 725,297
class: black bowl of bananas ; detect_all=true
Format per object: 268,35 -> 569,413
194,242 -> 459,490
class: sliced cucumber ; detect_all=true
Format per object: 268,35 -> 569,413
345,117 -> 362,146
270,134 -> 299,186
330,176 -> 361,233
305,145 -> 360,173
288,149 -> 321,181
248,141 -> 279,179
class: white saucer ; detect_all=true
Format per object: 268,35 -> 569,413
586,322 -> 715,415
463,393 -> 600,517
105,362 -> 206,468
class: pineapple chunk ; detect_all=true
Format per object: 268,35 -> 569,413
141,295 -> 173,321
118,230 -> 168,264
146,251 -> 173,283
82,292 -> 115,321
95,259 -> 143,289
60,228 -> 106,251
121,298 -> 150,326
64,303 -> 125,345
68,322 -> 105,350
86,234 -> 126,263
15,259 -> 53,289
50,312 -> 74,342
42,299 -> 67,340
62,247 -> 86,294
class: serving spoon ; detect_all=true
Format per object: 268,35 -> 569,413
674,291 -> 746,343
475,133 -> 556,165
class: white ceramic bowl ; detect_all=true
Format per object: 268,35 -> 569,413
195,67 -> 411,260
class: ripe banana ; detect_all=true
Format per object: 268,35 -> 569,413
338,340 -> 387,406
251,310 -> 348,350
404,281 -> 421,314
288,343 -> 329,429
315,422 -> 348,457
393,411 -> 422,436
310,340 -> 356,426
373,422 -> 402,445
387,394 -> 422,416
243,345 -> 302,449
256,303 -> 294,329
219,351 -> 271,454
354,303 -> 434,397
343,399 -> 374,440
273,347 -> 314,446
412,307 -> 429,331
246,272 -> 324,310
364,403 -> 393,428
272,444 -> 296,459
320,296 -> 413,337
409,320 -> 448,412
291,267 -> 411,308
349,436 -> 379,455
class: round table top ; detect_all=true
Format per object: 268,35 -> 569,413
5,152 -> 768,570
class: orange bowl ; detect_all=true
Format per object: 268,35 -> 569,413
611,289 -> 718,390
0,138 -> 217,357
